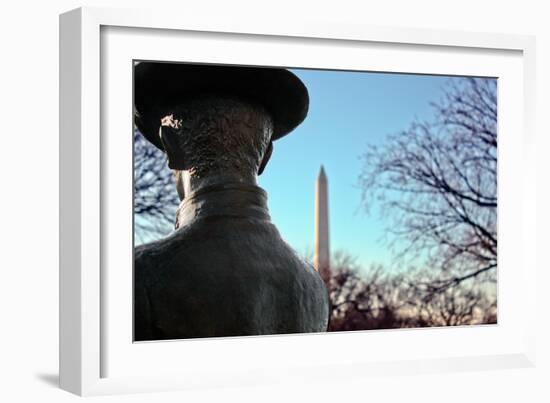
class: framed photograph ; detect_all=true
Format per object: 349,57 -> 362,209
60,6 -> 537,396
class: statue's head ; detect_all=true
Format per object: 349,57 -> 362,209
158,96 -> 274,179
134,63 -> 309,194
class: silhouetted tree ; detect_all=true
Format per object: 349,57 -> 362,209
359,78 -> 497,297
326,251 -> 496,331
327,251 -> 407,331
134,129 -> 179,243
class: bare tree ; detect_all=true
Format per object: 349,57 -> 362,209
329,79 -> 499,331
134,129 -> 180,243
327,251 -> 409,331
326,251 -> 496,331
408,268 -> 497,327
359,78 -> 497,294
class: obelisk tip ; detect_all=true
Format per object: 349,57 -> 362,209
318,165 -> 327,181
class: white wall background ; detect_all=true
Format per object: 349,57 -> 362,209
0,0 -> 548,401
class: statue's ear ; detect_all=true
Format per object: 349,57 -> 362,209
159,125 -> 185,170
258,141 -> 273,176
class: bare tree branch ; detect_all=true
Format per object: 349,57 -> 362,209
134,129 -> 180,243
359,78 -> 497,291
325,251 -> 496,331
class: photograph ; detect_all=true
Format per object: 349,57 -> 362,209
133,61 -> 498,341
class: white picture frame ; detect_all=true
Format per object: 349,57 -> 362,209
59,6 -> 537,396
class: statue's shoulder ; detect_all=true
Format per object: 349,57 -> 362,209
134,237 -> 177,279
134,239 -> 164,266
134,227 -> 191,260
134,228 -> 197,279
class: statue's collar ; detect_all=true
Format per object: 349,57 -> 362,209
176,182 -> 270,229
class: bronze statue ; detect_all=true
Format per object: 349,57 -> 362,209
133,62 -> 330,341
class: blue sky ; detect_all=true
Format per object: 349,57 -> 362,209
258,69 -> 464,269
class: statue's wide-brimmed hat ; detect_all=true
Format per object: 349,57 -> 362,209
134,62 -> 309,150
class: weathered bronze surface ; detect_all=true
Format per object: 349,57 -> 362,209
134,63 -> 329,341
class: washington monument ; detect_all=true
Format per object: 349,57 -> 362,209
314,165 -> 330,283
